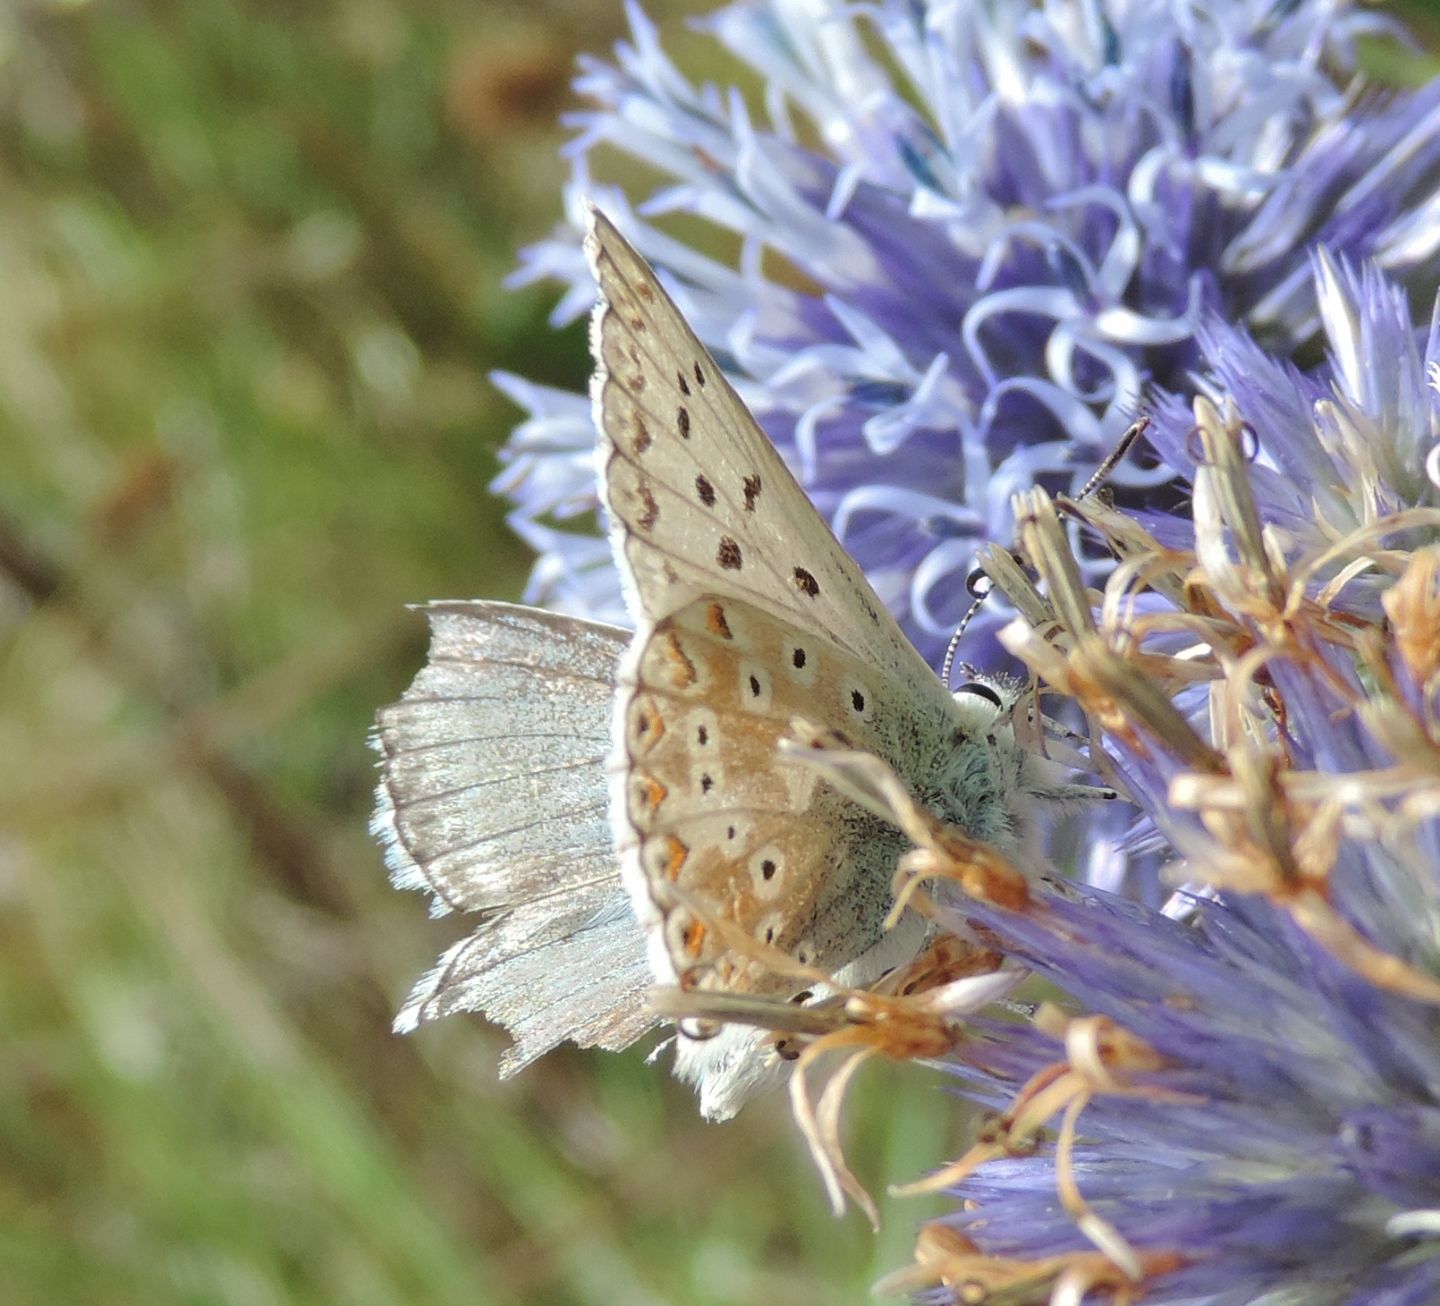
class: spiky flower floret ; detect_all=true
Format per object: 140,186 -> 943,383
856,401 -> 1440,1305
1143,249 -> 1440,597
1047,251 -> 1440,901
497,0 -> 1440,662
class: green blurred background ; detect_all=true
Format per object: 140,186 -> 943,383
3,4 -> 1438,1304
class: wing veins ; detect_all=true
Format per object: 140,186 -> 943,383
385,755 -> 607,811
392,799 -> 609,863
380,730 -> 608,760
421,651 -> 618,686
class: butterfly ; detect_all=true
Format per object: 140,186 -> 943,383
372,205 -> 1082,1119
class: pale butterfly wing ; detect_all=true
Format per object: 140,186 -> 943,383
374,210 -> 1053,1117
372,601 -> 654,1071
613,592 -> 1033,1122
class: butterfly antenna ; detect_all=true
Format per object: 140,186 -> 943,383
942,421 -> 1149,689
1075,416 -> 1149,501
940,569 -> 993,689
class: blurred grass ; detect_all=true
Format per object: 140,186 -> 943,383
3,3 -> 1438,1304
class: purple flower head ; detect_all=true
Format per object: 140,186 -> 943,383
1067,253 -> 1440,895
1146,249 -> 1440,614
496,0 -> 1440,664
876,361 -> 1440,1300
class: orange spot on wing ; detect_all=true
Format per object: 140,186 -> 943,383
664,836 -> 688,881
636,483 -> 659,531
681,920 -> 708,957
633,703 -> 665,750
664,631 -> 696,688
706,602 -> 732,640
640,776 -> 668,813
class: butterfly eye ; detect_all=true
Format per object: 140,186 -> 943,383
956,681 -> 1005,710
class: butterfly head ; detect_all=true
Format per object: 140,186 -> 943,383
949,674 -> 1021,733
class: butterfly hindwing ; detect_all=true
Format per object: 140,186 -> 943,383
617,594 -> 935,997
372,601 -> 653,1068
376,211 -> 1056,1116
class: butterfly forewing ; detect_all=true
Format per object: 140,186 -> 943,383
373,601 -> 653,1067
586,207 -> 953,694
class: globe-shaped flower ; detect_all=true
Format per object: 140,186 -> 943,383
496,0 -> 1440,664
858,261 -> 1440,1303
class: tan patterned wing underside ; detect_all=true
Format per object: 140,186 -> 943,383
614,595 -> 918,996
372,601 -> 654,1069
